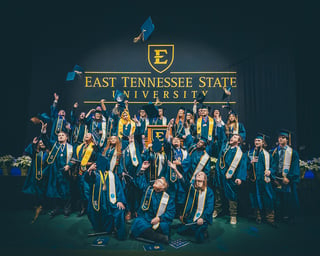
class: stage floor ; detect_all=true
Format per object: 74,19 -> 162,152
0,208 -> 318,256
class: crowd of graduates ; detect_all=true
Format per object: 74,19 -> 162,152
22,92 -> 300,244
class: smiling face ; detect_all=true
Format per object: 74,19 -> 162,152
153,177 -> 168,192
172,137 -> 181,148
58,110 -> 66,118
109,136 -> 117,145
254,138 -> 263,148
178,109 -> 185,118
79,112 -> 86,119
140,109 -> 146,118
278,135 -> 288,147
194,172 -> 207,190
229,134 -> 240,146
84,133 -> 93,143
229,114 -> 236,122
213,109 -> 220,118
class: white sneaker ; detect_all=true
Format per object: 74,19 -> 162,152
212,210 -> 218,218
230,216 -> 237,225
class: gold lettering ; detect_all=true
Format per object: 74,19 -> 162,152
155,131 -> 164,140
164,77 -> 171,88
154,49 -> 168,64
147,77 -> 156,88
153,91 -> 158,99
130,77 -> 137,88
192,91 -> 197,98
157,77 -> 164,88
123,91 -> 130,98
213,78 -> 222,88
173,90 -> 179,99
163,91 -> 169,99
230,77 -> 237,87
122,77 -> 129,88
221,77 -> 229,88
93,77 -> 102,87
186,77 -> 193,88
134,90 -> 137,98
198,77 -> 206,88
85,76 -> 92,87
142,91 -> 149,98
178,77 -> 185,88
183,90 -> 187,99
171,77 -> 177,88
138,77 -> 146,88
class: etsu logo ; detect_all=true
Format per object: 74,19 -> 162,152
148,44 -> 174,73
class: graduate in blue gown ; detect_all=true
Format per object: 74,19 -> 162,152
70,102 -> 88,147
118,109 -> 136,151
213,134 -> 247,224
152,106 -> 167,125
119,135 -> 142,221
85,157 -> 127,240
169,107 -> 186,140
100,100 -> 120,139
270,130 -> 300,223
41,123 -> 74,217
86,106 -> 107,151
247,133 -> 276,226
131,168 -> 175,244
70,133 -> 98,217
163,134 -> 190,217
224,111 -> 246,142
186,137 -> 212,183
22,136 -> 49,223
49,93 -> 71,142
100,134 -> 121,177
169,167 -> 214,243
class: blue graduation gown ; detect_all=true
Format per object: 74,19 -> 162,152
187,149 -> 211,182
131,175 -> 175,237
22,144 -> 49,202
85,170 -> 127,240
215,144 -> 247,201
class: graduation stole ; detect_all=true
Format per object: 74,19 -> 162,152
197,116 -> 214,141
105,118 -> 113,138
109,147 -> 118,172
193,188 -> 207,222
229,122 -> 239,135
141,118 -> 149,134
129,142 -> 139,167
73,123 -> 87,143
190,151 -> 210,182
47,142 -> 61,164
248,149 -> 258,182
169,150 -> 177,183
282,146 -> 293,177
181,185 -> 196,223
92,171 -> 106,211
174,121 -> 184,137
54,116 -> 64,135
92,170 -> 116,211
35,151 -> 43,181
118,119 -> 136,139
141,186 -> 154,211
100,116 -> 107,148
225,146 -> 243,179
152,192 -> 170,230
77,142 -> 94,174
262,149 -> 271,183
150,152 -> 165,180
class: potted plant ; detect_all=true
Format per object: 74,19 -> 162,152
12,155 -> 32,176
0,155 -> 15,176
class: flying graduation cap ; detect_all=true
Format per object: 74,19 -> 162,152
66,65 -> 85,81
222,86 -> 232,100
133,16 -> 155,43
30,113 -> 51,125
142,103 -> 159,119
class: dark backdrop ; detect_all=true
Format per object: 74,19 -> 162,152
1,2 -> 318,159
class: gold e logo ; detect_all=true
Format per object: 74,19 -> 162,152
148,44 -> 174,73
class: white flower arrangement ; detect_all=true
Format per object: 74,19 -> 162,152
12,155 -> 32,169
299,158 -> 320,172
0,155 -> 15,168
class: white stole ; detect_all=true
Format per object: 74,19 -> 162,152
283,146 -> 293,177
225,147 -> 243,179
129,142 -> 139,167
262,149 -> 271,183
190,152 -> 210,182
66,143 -> 73,163
193,188 -> 207,222
108,171 -> 117,204
109,148 -> 118,172
152,192 -> 170,230
100,116 -> 107,147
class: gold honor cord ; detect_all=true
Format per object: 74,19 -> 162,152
181,185 -> 197,224
251,150 -> 257,182
54,117 -> 64,135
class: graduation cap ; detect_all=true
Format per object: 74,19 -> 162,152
30,113 -> 51,124
198,136 -> 209,145
222,86 -> 232,100
186,109 -> 193,115
196,92 -> 205,103
142,103 -> 159,119
66,64 -> 85,81
278,129 -> 293,146
133,16 -> 155,43
152,137 -> 162,153
255,132 -> 270,141
178,106 -> 185,112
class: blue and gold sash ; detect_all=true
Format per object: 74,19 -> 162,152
197,116 -> 214,141
141,186 -> 154,211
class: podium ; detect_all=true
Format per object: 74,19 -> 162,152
145,125 -> 168,147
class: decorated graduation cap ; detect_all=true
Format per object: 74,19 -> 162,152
222,86 -> 232,100
133,16 -> 155,43
66,64 -> 85,81
30,113 -> 51,124
142,103 -> 159,119
152,137 -> 162,153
